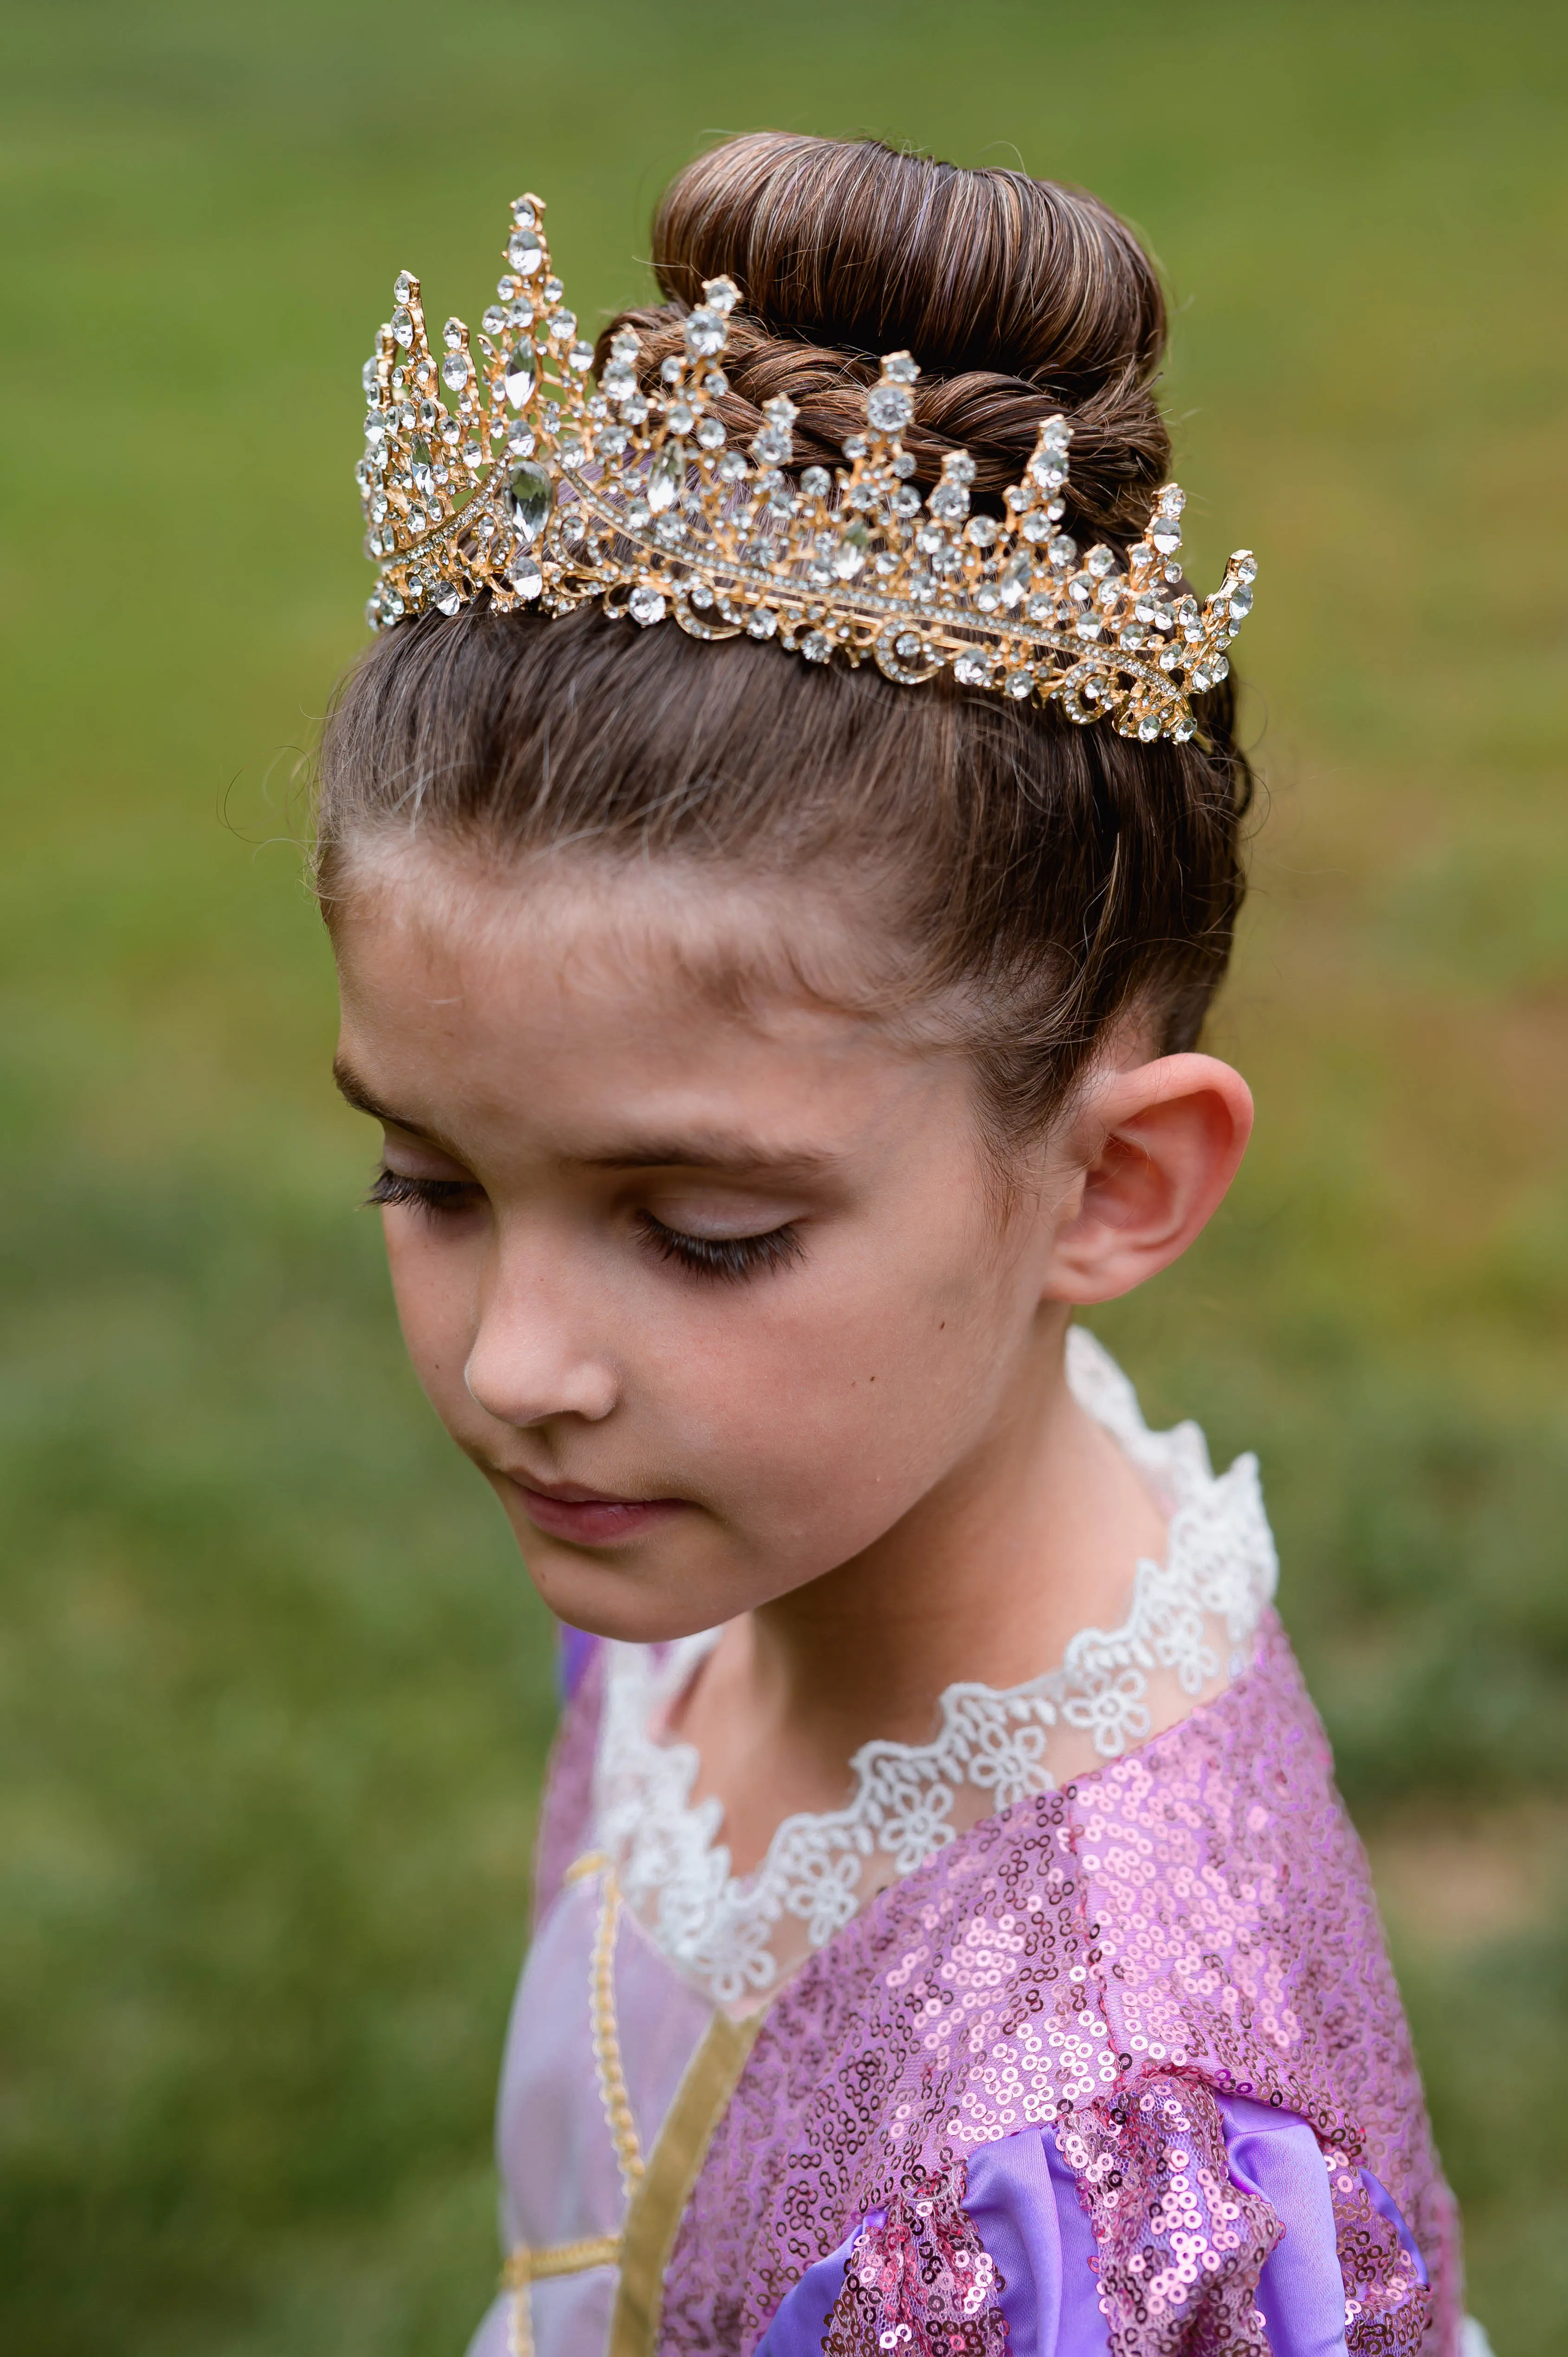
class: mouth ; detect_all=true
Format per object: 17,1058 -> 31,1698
503,1472 -> 689,1547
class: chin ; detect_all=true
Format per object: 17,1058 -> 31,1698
515,1530 -> 746,1647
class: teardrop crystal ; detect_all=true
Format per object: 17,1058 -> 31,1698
646,439 -> 685,515
506,459 -> 553,542
999,555 -> 1032,610
504,346 -> 537,411
831,521 -> 869,581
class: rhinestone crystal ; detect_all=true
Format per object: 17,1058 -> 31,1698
629,584 -> 666,626
508,547 -> 543,599
508,228 -> 543,275
866,382 -> 914,434
683,308 -> 726,358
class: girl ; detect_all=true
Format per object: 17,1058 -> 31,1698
322,135 -> 1482,2357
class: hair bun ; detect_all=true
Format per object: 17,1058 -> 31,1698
605,133 -> 1171,541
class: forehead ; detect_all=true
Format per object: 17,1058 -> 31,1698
331,845 -> 958,1148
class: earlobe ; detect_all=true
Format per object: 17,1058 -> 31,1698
1045,1054 -> 1253,1306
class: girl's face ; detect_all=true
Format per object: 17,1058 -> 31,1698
331,849 -> 1078,1643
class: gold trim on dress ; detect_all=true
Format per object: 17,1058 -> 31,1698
504,1855 -> 761,2357
608,2005 -> 762,2357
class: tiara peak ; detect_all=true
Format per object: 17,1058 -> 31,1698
357,192 -> 1257,742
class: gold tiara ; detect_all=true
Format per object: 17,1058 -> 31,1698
357,193 -> 1256,742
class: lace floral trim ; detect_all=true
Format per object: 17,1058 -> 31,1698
593,1328 -> 1278,2005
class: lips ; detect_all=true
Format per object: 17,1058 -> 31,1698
506,1475 -> 687,1547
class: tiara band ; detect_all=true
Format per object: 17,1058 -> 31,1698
357,192 -> 1256,742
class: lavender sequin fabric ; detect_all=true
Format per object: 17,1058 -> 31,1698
640,1613 -> 1460,2356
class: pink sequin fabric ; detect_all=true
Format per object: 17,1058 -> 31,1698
654,1612 -> 1458,2356
824,2166 -> 1009,2357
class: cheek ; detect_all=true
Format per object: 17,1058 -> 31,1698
381,1212 -> 481,1412
668,1240 -> 1013,1543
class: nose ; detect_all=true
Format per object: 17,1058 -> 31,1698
462,1249 -> 620,1428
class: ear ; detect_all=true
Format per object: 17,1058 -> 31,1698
1044,1054 -> 1254,1305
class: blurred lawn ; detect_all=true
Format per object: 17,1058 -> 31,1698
1,1 -> 1565,2350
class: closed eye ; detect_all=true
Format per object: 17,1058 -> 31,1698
635,1209 -> 803,1284
367,1168 -> 483,1217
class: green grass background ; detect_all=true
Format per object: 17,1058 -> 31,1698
1,1 -> 1565,2349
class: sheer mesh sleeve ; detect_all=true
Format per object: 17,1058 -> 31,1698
530,1630 -> 604,1928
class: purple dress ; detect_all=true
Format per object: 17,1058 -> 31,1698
467,1336 -> 1478,2357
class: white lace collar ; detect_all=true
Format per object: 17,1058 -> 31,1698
590,1329 -> 1277,2008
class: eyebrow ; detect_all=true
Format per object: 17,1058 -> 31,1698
565,1136 -> 839,1180
332,1058 -> 838,1179
332,1057 -> 445,1143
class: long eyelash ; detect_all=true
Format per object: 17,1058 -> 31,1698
635,1210 -> 803,1284
365,1168 -> 478,1217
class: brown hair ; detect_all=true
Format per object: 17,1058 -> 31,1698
318,134 -> 1253,1144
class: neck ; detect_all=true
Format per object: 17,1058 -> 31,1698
674,1313 -> 1168,1864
